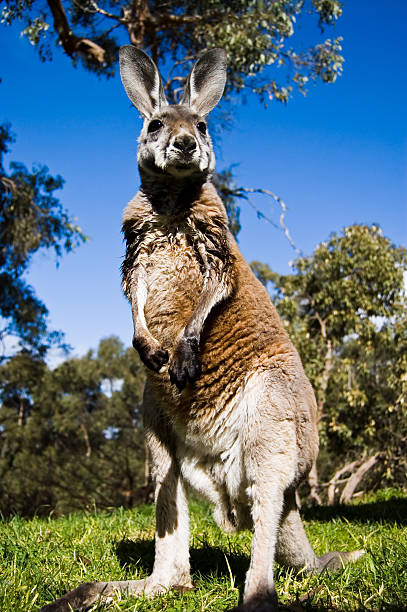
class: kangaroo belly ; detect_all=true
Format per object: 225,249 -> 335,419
144,242 -> 203,349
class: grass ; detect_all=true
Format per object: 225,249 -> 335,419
0,489 -> 406,611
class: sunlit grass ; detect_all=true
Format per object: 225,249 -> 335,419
0,491 -> 406,611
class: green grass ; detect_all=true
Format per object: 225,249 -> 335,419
1,490 -> 406,611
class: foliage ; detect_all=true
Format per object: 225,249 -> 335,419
212,167 -> 242,237
322,310 -> 407,491
253,225 -> 407,497
0,336 -> 146,516
0,491 -> 406,610
0,123 -> 87,359
1,0 -> 344,103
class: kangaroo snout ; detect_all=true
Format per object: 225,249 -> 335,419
172,133 -> 197,155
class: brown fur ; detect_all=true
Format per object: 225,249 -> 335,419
122,181 -> 318,478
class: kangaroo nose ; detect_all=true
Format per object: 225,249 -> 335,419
173,135 -> 197,154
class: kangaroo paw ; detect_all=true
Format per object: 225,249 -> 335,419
133,335 -> 169,372
169,335 -> 201,390
39,579 -> 147,611
39,575 -> 195,611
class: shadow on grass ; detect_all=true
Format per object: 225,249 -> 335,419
114,536 -> 407,611
115,538 -> 155,574
190,546 -> 249,584
115,537 -> 249,584
301,497 -> 407,526
115,537 -> 249,607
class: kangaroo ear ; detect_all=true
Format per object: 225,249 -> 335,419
119,46 -> 167,118
181,48 -> 227,116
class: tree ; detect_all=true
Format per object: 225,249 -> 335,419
2,0 -> 344,103
0,336 -> 146,516
0,350 -> 54,514
95,336 -> 148,507
322,308 -> 407,502
0,123 -> 87,359
253,225 -> 407,502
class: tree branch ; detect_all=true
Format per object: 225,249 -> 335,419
73,0 -> 124,22
46,0 -> 106,64
326,459 -> 360,505
0,176 -> 16,194
80,423 -> 92,457
232,186 -> 300,253
339,454 -> 380,504
156,13 -> 203,25
123,0 -> 154,47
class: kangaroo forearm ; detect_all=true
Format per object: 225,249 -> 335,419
129,268 -> 149,337
168,271 -> 233,390
128,268 -> 169,372
184,273 -> 233,340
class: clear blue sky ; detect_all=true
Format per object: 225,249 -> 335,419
1,0 -> 406,361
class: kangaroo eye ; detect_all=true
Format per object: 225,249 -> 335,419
196,121 -> 207,135
147,120 -> 163,133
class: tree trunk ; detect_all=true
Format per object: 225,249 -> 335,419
326,459 -> 359,505
80,423 -> 92,457
307,318 -> 333,504
308,460 -> 322,506
46,0 -> 105,63
340,454 -> 380,504
18,397 -> 24,426
143,439 -> 150,487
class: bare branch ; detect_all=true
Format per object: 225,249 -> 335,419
339,454 -> 381,504
0,176 -> 17,194
235,187 -> 301,253
165,56 -> 194,81
103,21 -> 123,39
73,0 -> 124,22
326,459 -> 360,505
88,0 -> 123,21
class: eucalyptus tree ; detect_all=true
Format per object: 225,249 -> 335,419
0,336 -> 146,516
253,225 -> 407,502
2,0 -> 344,103
0,124 -> 87,359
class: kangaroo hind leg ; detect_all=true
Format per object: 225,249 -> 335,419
231,383 -> 300,612
142,386 -> 193,592
276,488 -> 365,574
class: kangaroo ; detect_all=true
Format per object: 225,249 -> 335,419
40,47 -> 363,612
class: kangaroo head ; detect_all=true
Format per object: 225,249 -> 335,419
119,46 -> 227,180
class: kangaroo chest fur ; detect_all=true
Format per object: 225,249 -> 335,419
144,232 -> 204,347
